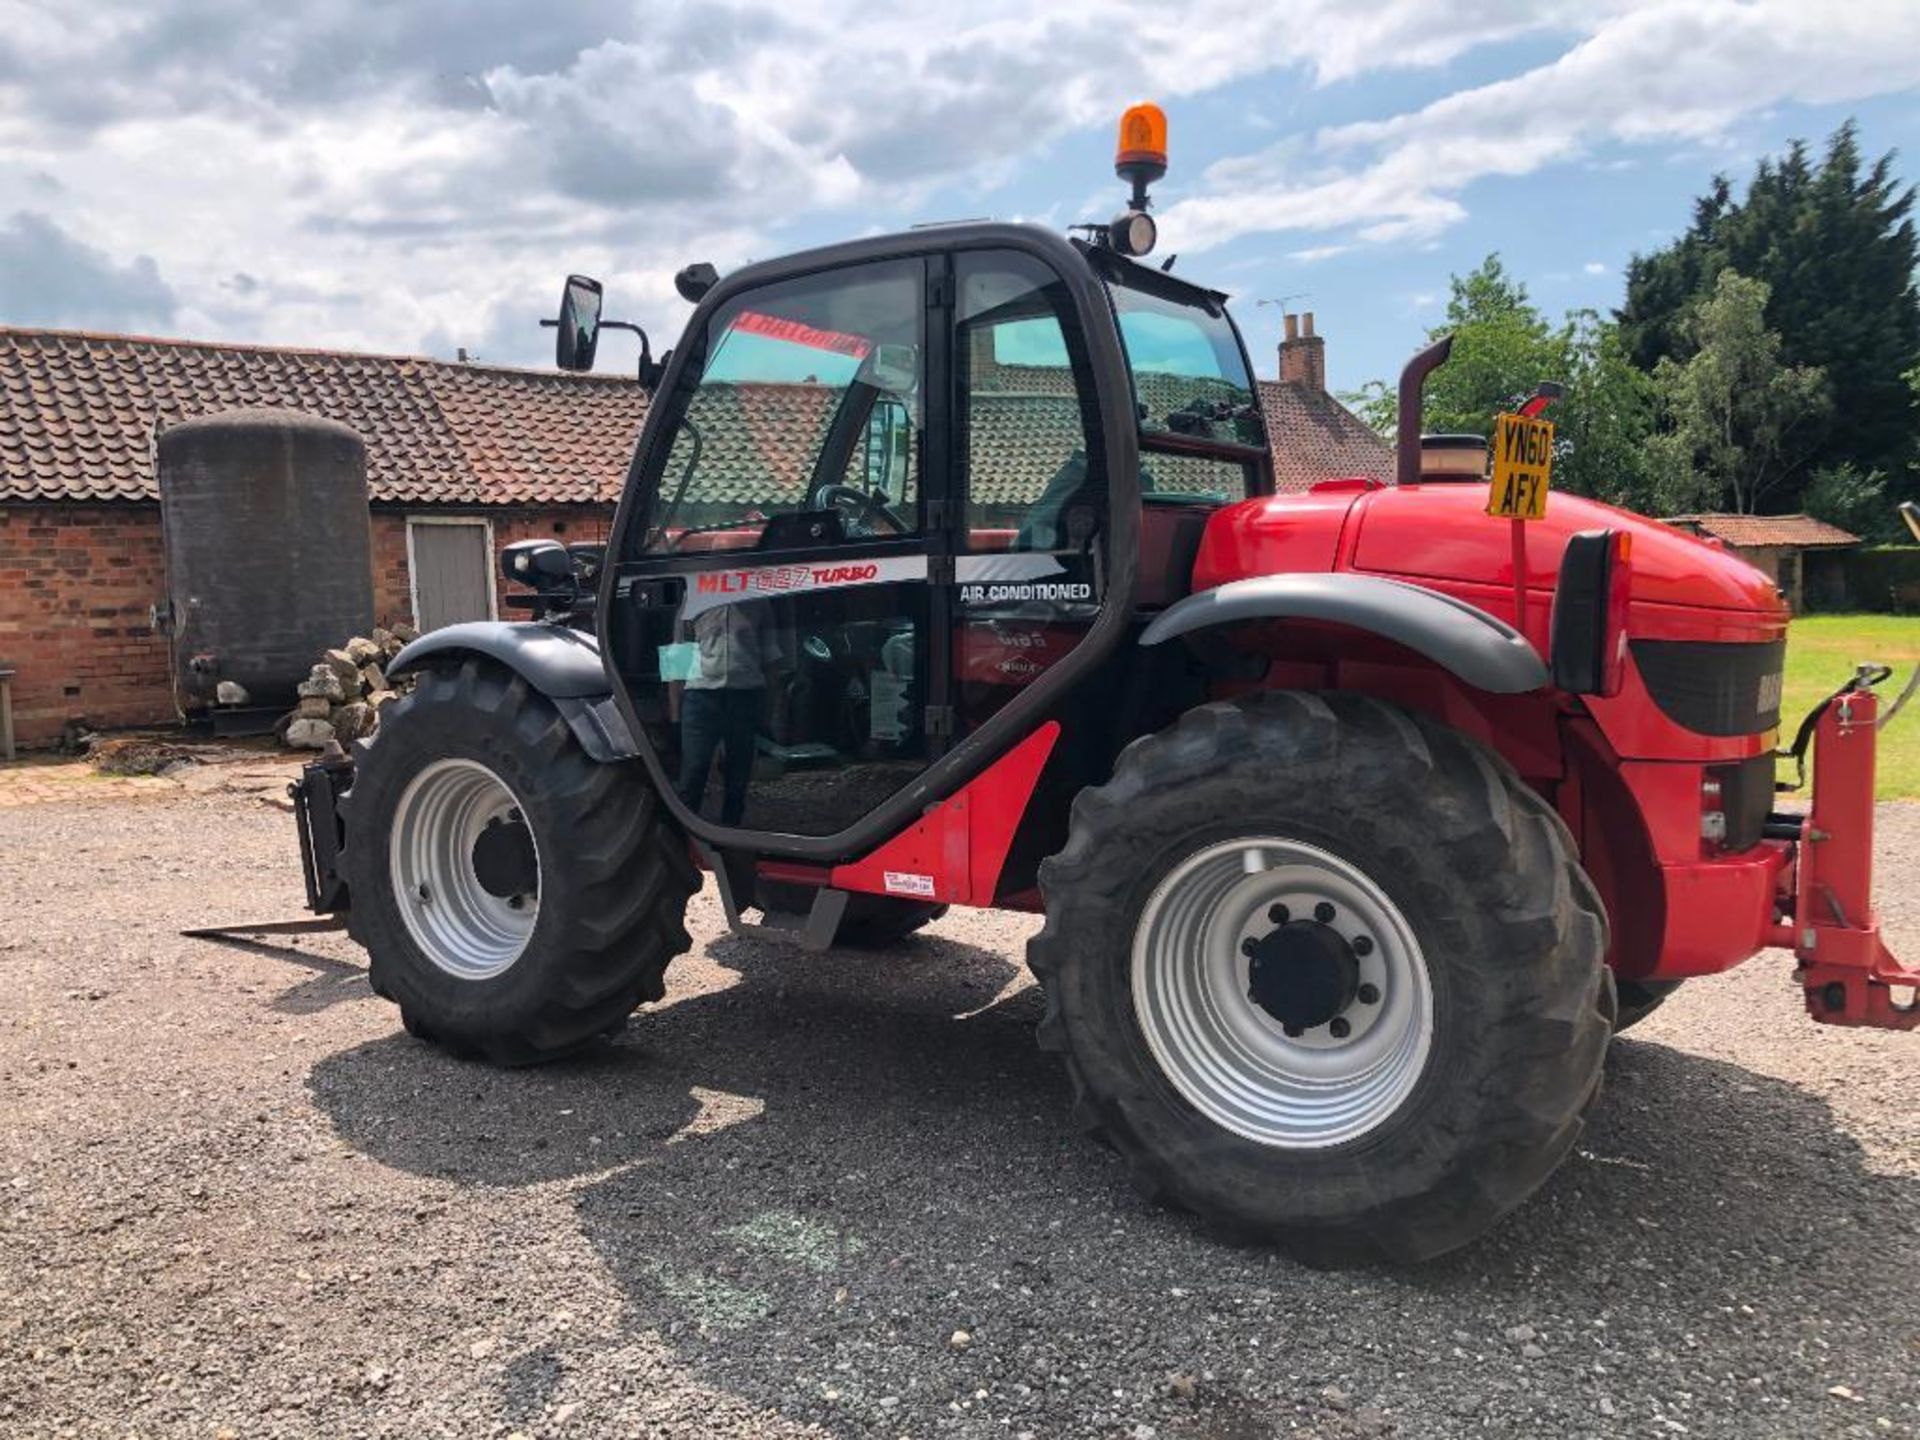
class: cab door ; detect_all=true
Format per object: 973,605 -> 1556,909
601,231 -> 1140,858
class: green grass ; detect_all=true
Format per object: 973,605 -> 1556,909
1780,614 -> 1920,800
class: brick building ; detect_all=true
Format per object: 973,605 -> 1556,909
0,328 -> 643,746
0,316 -> 1386,749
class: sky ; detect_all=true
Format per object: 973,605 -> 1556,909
2,1 -> 1919,396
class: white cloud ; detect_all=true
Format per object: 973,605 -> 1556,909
1161,0 -> 1920,254
0,0 -> 1915,362
1583,261 -> 1608,276
0,211 -> 176,329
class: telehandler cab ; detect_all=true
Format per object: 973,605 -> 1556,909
293,104 -> 1917,1261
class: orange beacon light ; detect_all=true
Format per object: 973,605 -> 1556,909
1115,103 -> 1168,190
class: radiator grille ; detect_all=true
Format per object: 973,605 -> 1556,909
1631,639 -> 1786,737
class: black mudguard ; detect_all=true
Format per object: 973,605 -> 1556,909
1139,572 -> 1548,695
386,621 -> 639,761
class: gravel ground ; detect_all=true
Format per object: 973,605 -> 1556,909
2,760 -> 1917,1439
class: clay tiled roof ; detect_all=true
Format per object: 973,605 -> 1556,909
1258,379 -> 1392,492
1665,513 -> 1860,549
965,368 -> 1390,496
676,383 -> 843,505
0,327 -> 644,506
0,326 -> 1390,509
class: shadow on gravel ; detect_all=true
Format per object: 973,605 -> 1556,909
189,931 -> 370,1017
308,937 -> 1920,1436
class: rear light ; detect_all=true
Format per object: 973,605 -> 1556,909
1549,529 -> 1632,697
1700,774 -> 1727,845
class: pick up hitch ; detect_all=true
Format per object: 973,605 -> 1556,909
1772,665 -> 1919,1029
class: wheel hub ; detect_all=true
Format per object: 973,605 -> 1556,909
472,816 -> 538,900
1130,837 -> 1434,1150
1246,919 -> 1359,1033
389,758 -> 540,981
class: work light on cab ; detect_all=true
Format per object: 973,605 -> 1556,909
1109,101 -> 1166,257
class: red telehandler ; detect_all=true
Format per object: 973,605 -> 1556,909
291,105 -> 1918,1261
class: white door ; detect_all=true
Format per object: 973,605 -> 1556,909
408,519 -> 495,632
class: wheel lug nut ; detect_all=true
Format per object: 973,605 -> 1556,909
1282,1023 -> 1304,1038
1314,902 -> 1336,924
1329,1017 -> 1352,1039
1353,935 -> 1374,956
1268,903 -> 1290,924
1241,937 -> 1259,957
1357,983 -> 1381,1005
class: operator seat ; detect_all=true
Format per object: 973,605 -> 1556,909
1014,449 -> 1105,552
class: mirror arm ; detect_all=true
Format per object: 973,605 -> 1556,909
596,320 -> 667,392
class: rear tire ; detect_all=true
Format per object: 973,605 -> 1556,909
341,660 -> 698,1065
1029,692 -> 1613,1263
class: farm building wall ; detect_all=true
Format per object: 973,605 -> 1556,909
364,506 -> 614,631
0,500 -> 611,748
0,503 -> 174,745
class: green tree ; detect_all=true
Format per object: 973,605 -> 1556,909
1340,256 -> 1563,439
1553,309 -> 1658,510
1621,122 -> 1920,487
1646,272 -> 1830,514
1422,255 -> 1562,435
1801,463 -> 1893,540
1343,257 -> 1658,508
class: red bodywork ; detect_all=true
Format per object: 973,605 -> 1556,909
763,478 -> 1914,1029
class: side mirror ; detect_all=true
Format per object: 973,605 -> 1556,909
502,539 -> 574,588
554,274 -> 603,372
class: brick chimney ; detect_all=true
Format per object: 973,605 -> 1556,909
1279,311 -> 1326,392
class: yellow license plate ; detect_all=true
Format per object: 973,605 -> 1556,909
1488,413 -> 1555,520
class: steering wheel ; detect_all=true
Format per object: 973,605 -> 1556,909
812,482 -> 909,537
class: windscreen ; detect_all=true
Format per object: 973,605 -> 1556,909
641,260 -> 924,550
1106,276 -> 1262,451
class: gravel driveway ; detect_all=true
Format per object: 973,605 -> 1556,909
2,759 -> 1917,1438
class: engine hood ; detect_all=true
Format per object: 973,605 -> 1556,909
1346,483 -> 1789,622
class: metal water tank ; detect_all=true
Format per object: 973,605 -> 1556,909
158,408 -> 374,710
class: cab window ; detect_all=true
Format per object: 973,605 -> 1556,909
956,250 -> 1107,554
642,259 -> 923,554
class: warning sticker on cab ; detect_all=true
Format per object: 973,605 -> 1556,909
1487,412 -> 1554,520
883,870 -> 937,897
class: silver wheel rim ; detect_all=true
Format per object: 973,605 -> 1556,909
390,758 -> 539,981
1131,836 -> 1433,1149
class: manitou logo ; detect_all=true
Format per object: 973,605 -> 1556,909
695,562 -> 881,598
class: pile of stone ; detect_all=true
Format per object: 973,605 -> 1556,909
280,625 -> 419,750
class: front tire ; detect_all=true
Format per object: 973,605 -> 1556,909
1029,692 -> 1613,1262
342,660 -> 698,1065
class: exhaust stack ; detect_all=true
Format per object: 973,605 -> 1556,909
1395,335 -> 1454,488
